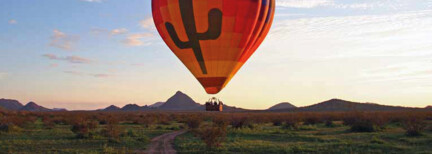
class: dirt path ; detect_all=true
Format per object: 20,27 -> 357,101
142,130 -> 187,154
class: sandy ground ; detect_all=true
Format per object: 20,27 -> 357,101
142,130 -> 187,154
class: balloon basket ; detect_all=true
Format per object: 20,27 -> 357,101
205,97 -> 223,112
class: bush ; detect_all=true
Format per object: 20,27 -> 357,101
42,117 -> 55,129
282,118 -> 299,130
0,124 -> 21,133
231,117 -> 250,129
196,123 -> 227,149
343,112 -> 388,132
304,116 -> 321,125
136,136 -> 150,143
185,115 -> 202,129
402,116 -> 426,136
101,120 -> 122,141
325,120 -> 335,127
272,119 -> 283,126
71,119 -> 99,139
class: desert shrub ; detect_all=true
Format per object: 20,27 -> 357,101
122,129 -> 138,137
272,118 -> 284,126
343,112 -> 388,132
0,123 -> 21,133
101,120 -> 122,142
402,116 -> 427,136
185,115 -> 203,129
71,119 -> 99,139
303,116 -> 322,125
0,115 -> 33,128
196,123 -> 228,149
158,118 -> 171,125
325,120 -> 335,127
133,117 -> 155,128
42,117 -> 55,129
348,118 -> 375,132
282,118 -> 299,130
230,116 -> 251,129
213,117 -> 229,128
136,135 -> 150,143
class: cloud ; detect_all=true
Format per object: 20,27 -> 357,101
43,54 -> 93,64
8,19 -> 17,24
49,29 -> 79,51
277,0 -> 331,8
139,17 -> 156,30
64,71 -> 112,78
110,28 -> 128,35
266,10 -> 432,59
123,33 -> 154,46
80,0 -> 102,2
276,0 -> 418,10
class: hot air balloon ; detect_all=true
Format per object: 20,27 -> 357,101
152,0 -> 275,94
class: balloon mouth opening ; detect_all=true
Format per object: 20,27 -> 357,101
197,77 -> 227,94
205,87 -> 222,94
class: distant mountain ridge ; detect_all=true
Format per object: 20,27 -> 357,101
0,99 -> 54,111
273,99 -> 423,112
0,98 -> 24,110
21,102 -> 50,111
100,91 -> 246,112
149,102 -> 164,108
158,91 -> 202,110
2,95 -> 427,112
268,102 -> 296,110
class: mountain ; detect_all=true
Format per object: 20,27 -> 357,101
52,108 -> 68,111
100,91 -> 245,112
158,91 -> 202,110
0,98 -> 24,110
149,102 -> 164,108
267,102 -> 296,110
426,106 -> 432,109
102,105 -> 121,111
121,104 -> 147,111
20,102 -> 50,111
276,99 -> 420,112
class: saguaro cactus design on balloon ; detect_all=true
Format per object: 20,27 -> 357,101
164,0 -> 222,74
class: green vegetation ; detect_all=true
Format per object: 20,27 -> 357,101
0,112 -> 180,153
0,121 -> 176,153
0,111 -> 431,153
175,122 -> 432,154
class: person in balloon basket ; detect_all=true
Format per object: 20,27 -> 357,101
205,97 -> 223,111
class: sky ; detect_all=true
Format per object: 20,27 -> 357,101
1,0 -> 432,110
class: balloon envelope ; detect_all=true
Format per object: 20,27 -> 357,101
152,0 -> 275,94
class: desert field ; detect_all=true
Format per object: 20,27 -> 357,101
0,111 -> 431,153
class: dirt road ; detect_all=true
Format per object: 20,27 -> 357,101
143,130 -> 187,154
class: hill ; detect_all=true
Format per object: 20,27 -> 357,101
20,102 -> 50,111
0,98 -> 24,110
99,91 -> 246,112
158,91 -> 202,110
276,99 -> 420,112
149,102 -> 164,108
267,102 -> 296,110
102,105 -> 121,111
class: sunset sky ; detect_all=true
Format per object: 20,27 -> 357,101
1,0 -> 432,110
